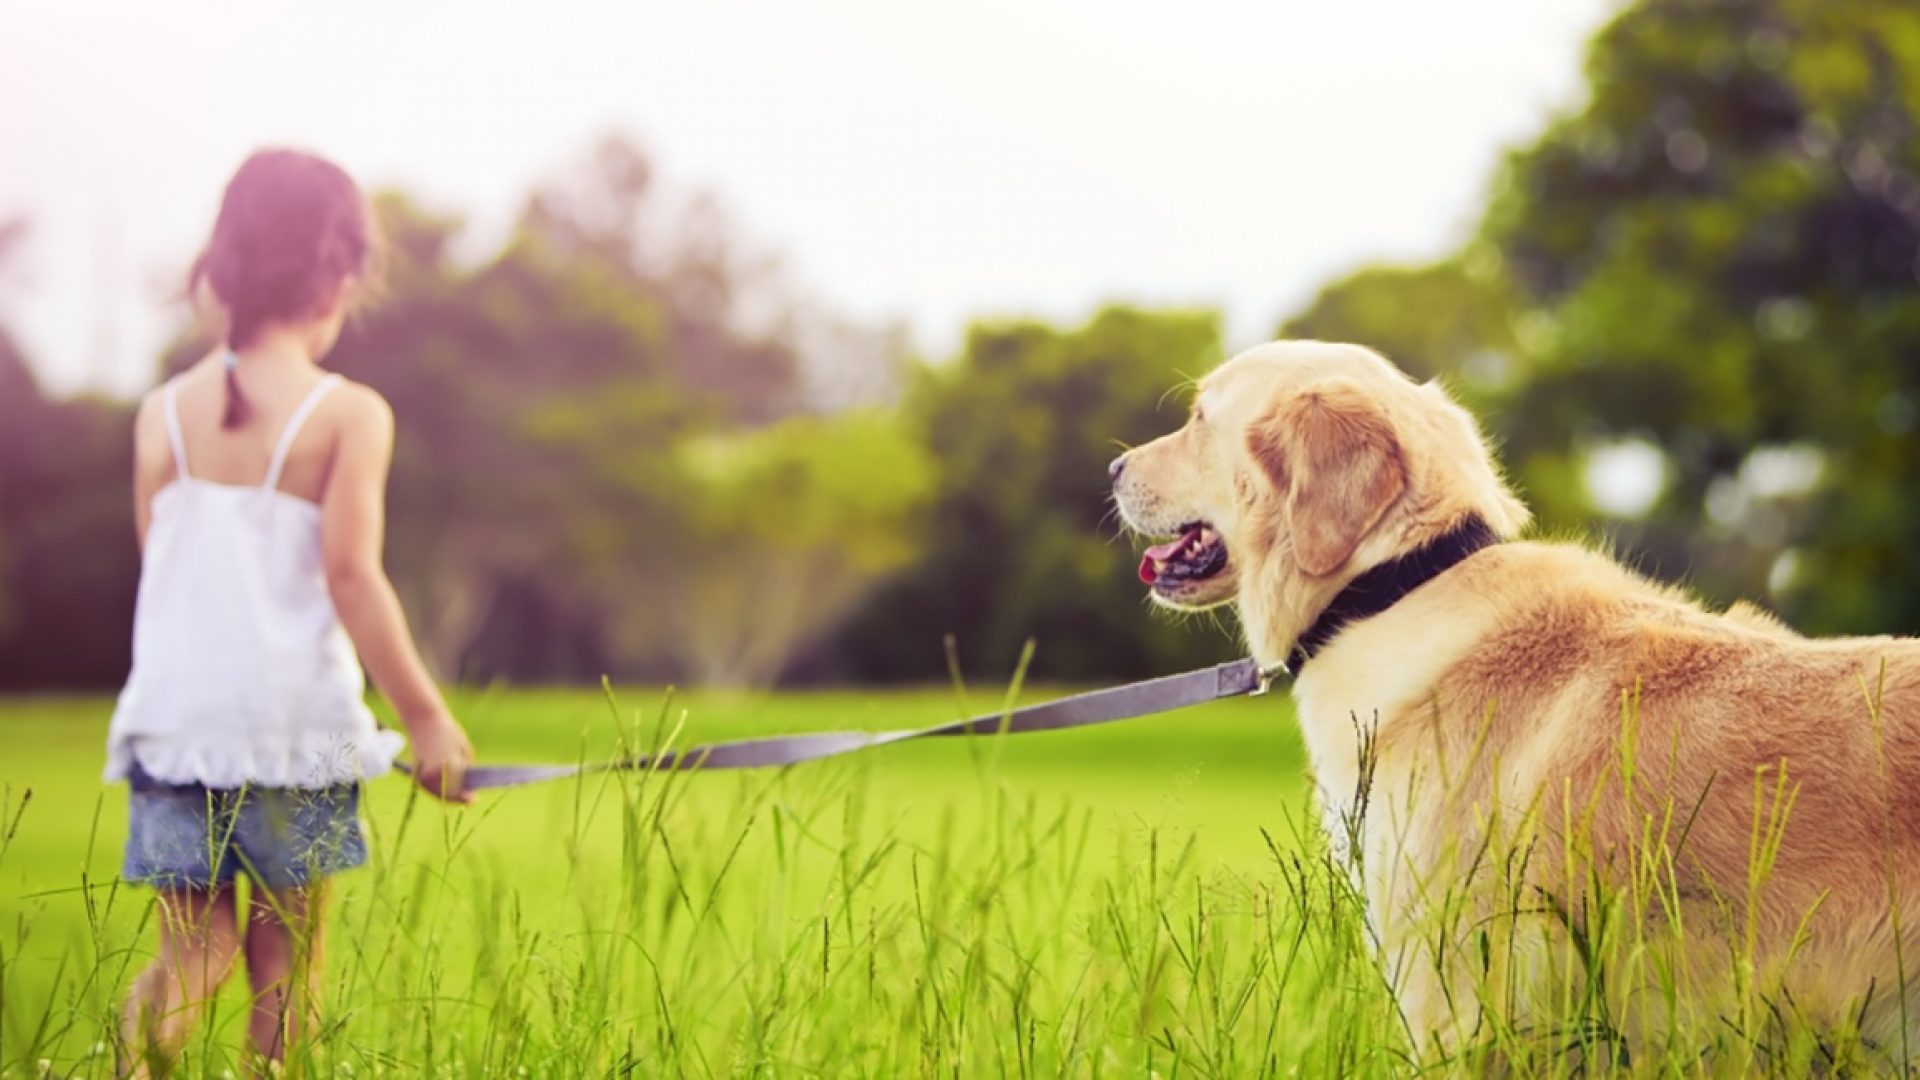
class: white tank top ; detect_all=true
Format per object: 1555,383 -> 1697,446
104,374 -> 404,788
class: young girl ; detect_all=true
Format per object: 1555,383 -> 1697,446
106,148 -> 475,1071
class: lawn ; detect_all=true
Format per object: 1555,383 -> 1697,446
1,685 -> 1411,1077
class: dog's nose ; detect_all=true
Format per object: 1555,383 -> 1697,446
1108,455 -> 1127,482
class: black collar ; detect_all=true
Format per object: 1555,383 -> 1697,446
1288,514 -> 1500,670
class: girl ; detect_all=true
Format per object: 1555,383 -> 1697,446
106,148 -> 475,1072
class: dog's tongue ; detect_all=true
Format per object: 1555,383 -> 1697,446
1138,527 -> 1200,584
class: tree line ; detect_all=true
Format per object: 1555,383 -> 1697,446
5,0 -> 1919,690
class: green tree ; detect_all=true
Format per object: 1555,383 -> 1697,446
659,410 -> 936,686
0,335 -> 36,645
1275,0 -> 1920,634
0,360 -> 139,688
520,133 -> 809,424
0,216 -> 28,641
1481,0 -> 1920,631
828,307 -> 1243,683
1280,258 -> 1521,392
153,165 -> 909,687
159,192 -> 696,680
0,218 -> 140,689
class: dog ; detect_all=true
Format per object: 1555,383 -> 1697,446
1111,339 -> 1920,1063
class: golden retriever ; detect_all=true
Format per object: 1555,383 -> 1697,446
1111,340 -> 1920,1064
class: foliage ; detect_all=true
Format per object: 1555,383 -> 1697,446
1479,0 -> 1920,632
649,411 -> 937,685
122,146 -> 927,689
0,343 -> 138,688
1280,257 -> 1521,394
825,307 -> 1243,683
12,0 -> 1920,683
1278,0 -> 1920,636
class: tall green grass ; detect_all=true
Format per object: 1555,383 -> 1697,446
0,683 -> 1906,1076
5,686 -> 1403,1077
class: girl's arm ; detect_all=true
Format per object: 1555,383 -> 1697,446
321,385 -> 474,803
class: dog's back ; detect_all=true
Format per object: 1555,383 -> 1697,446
1384,539 -> 1920,1052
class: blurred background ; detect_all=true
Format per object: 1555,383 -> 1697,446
2,0 -> 1917,691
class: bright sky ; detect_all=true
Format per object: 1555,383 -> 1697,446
2,0 -> 1620,399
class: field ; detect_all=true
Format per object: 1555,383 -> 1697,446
7,684 -> 1890,1078
0,685 -> 1422,1077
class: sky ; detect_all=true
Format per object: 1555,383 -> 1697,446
2,0 -> 1621,399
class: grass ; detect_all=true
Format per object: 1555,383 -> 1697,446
1,684 -> 1414,1077
0,681 -> 1906,1076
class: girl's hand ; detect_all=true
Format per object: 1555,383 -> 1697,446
406,713 -> 475,804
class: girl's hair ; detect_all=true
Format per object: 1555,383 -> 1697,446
188,149 -> 380,429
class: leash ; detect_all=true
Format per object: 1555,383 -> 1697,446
395,512 -> 1499,793
398,658 -> 1290,791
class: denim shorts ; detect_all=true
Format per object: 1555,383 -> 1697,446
122,762 -> 369,889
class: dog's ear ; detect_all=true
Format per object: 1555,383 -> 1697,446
1249,382 -> 1406,577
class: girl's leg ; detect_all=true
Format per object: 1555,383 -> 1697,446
244,880 -> 328,1066
121,884 -> 242,1076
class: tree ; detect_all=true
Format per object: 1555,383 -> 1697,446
153,173 -> 909,687
827,307 -> 1244,683
1279,258 -> 1521,393
0,332 -> 37,645
1272,0 -> 1920,634
0,215 -> 30,641
653,410 -> 935,686
0,217 -> 140,689
311,195 -> 696,680
1480,0 -> 1920,631
0,350 -> 139,687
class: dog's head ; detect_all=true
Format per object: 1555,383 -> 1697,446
1111,340 -> 1529,661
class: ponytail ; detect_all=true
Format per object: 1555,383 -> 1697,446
221,352 -> 250,430
191,257 -> 251,430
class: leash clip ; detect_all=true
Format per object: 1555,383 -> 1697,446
1251,660 -> 1291,697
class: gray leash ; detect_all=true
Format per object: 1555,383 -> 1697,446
399,658 -> 1289,791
